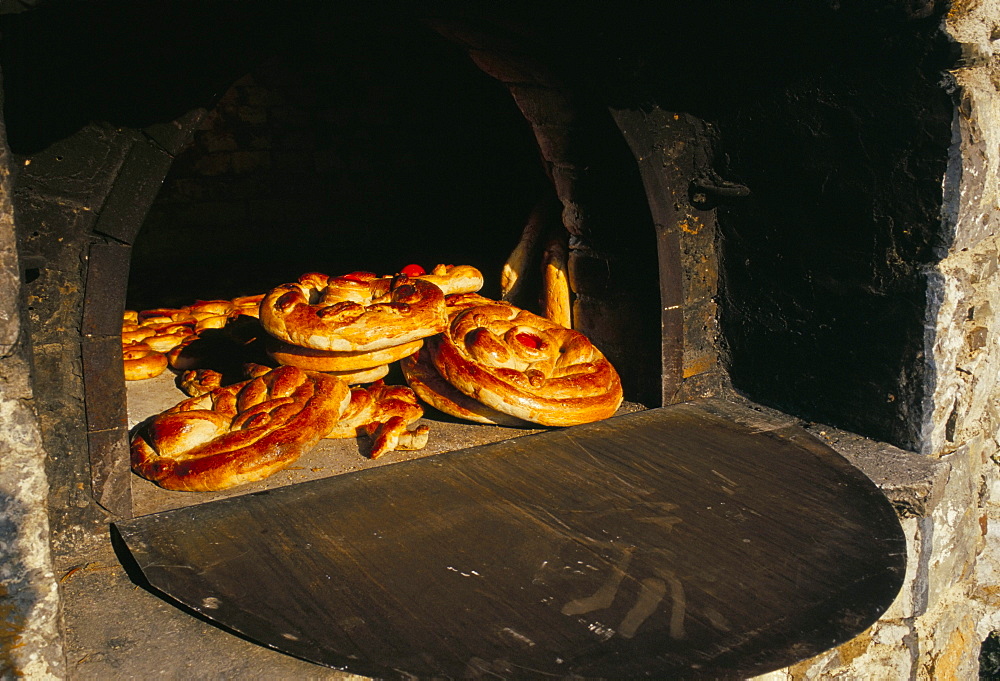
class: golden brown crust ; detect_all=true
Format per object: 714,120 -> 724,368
323,381 -> 428,458
178,368 -> 225,397
414,264 -> 484,295
123,343 -> 169,381
321,364 -> 390,385
445,292 -> 499,313
130,365 -> 351,491
145,328 -> 195,353
187,300 -> 235,319
121,326 -> 156,345
400,339 -> 532,427
501,199 -> 551,301
123,307 -> 199,373
259,272 -> 447,353
431,302 -> 623,427
266,337 -> 422,372
542,232 -> 572,328
232,293 -> 264,318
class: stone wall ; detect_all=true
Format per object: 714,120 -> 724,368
2,2 -> 1000,678
756,2 -> 1000,678
0,93 -> 63,677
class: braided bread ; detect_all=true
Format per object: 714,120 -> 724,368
259,272 -> 447,353
130,365 -> 351,491
324,381 -> 429,458
400,338 -> 531,427
431,301 -> 622,426
265,337 -> 422,373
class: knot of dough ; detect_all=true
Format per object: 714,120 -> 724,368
324,381 -> 429,458
259,272 -> 447,353
130,365 -> 350,491
432,302 -> 622,426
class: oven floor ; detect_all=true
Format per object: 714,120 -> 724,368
127,370 -> 648,516
52,370 -> 646,678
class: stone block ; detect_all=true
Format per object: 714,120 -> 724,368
532,124 -> 590,167
674,367 -> 726,403
806,424 -> 951,519
683,298 -> 719,365
81,336 -> 127,433
86,427 -> 132,518
918,611 -> 981,681
17,122 -> 135,206
881,517 -> 924,621
678,217 -> 718,303
195,128 -> 239,153
142,108 -> 208,157
14,199 -> 91,342
236,104 -> 267,126
507,85 -> 579,128
230,150 -> 270,174
82,241 -> 130,338
191,152 -> 234,176
567,247 -> 611,295
466,49 -> 560,87
925,444 -> 983,613
96,156 -> 160,241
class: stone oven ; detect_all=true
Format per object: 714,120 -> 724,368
2,1 -> 1000,678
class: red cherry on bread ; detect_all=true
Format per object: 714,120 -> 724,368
400,264 -> 426,277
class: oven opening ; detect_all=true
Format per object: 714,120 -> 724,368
8,2 -> 963,676
82,10 -> 668,515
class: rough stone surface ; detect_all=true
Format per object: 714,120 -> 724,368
3,4 -> 1000,679
756,3 -> 1000,678
0,112 -> 63,677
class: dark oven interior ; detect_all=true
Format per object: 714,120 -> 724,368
3,2 -> 954,517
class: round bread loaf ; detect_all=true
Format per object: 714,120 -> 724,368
431,301 -> 623,427
400,338 -> 532,427
266,337 -> 422,372
123,342 -> 168,381
259,271 -> 447,353
323,363 -> 390,385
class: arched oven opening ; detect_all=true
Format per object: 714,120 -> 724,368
7,3 -> 683,516
3,1 -> 963,677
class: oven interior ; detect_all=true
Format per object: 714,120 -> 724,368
1,2 -> 950,676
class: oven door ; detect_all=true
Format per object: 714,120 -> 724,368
115,397 -> 905,679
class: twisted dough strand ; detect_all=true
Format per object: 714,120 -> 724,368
130,365 -> 350,491
259,272 -> 447,353
432,301 -> 622,426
